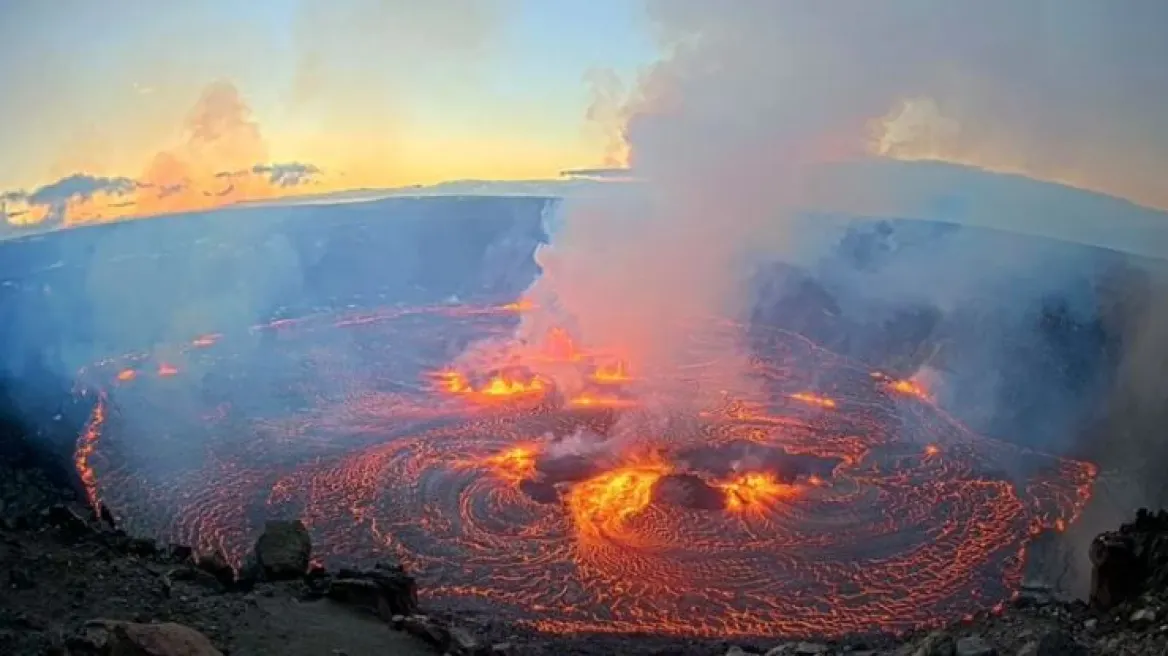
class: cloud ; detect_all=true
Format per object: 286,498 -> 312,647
2,81 -> 325,230
250,163 -> 322,188
26,174 -> 137,206
0,161 -> 322,231
1,174 -> 138,227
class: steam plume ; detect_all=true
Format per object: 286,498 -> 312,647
524,1 -> 1168,451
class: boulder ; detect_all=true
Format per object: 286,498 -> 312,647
1089,508 -> 1168,610
1017,629 -> 1085,656
67,620 -> 222,655
1129,607 -> 1157,627
403,615 -> 448,647
253,520 -> 312,580
194,550 -> 235,588
1089,532 -> 1144,610
911,631 -> 956,656
328,562 -> 418,619
44,504 -> 92,542
954,636 -> 995,656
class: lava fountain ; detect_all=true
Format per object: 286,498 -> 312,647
72,300 -> 1096,638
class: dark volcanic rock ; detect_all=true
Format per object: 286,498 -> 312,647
44,503 -> 93,542
254,520 -> 312,581
1017,629 -> 1086,656
329,561 -> 418,618
402,614 -> 479,655
1090,508 -> 1168,610
910,631 -> 956,656
195,550 -> 235,589
68,619 -> 222,655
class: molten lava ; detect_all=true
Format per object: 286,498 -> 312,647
566,394 -> 637,409
872,372 -> 932,401
73,300 -> 1098,639
481,445 -> 539,485
717,472 -> 799,513
435,369 -> 547,403
567,458 -> 672,546
591,359 -> 632,384
788,392 -> 837,409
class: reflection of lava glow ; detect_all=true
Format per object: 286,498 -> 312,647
75,301 -> 1098,638
157,363 -> 179,377
191,334 -> 220,348
719,472 -> 799,513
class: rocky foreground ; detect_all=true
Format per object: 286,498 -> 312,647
2,461 -> 1168,655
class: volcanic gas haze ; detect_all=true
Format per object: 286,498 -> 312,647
511,1 -> 1168,407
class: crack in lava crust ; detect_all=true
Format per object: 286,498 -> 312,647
74,301 -> 1096,638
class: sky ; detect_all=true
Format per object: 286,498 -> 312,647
0,0 -> 655,225
2,0 -> 1167,230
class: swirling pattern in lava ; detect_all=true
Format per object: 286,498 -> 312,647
73,301 -> 1096,638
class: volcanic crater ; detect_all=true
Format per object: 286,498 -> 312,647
71,297 -> 1097,639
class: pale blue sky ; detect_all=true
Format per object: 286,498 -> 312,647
0,0 -> 658,192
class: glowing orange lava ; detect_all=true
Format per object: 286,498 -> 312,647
891,379 -> 930,400
789,392 -> 837,409
73,396 -> 106,509
436,370 -> 471,394
435,369 -> 547,402
567,458 -> 671,545
482,445 -> 539,485
567,394 -> 637,409
480,374 -> 546,398
872,372 -> 932,401
158,363 -> 179,377
591,359 -> 632,384
718,472 -> 799,513
116,369 -> 136,383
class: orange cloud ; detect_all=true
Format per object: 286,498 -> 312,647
1,81 -> 326,230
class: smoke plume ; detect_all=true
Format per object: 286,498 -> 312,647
524,2 -> 1168,469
